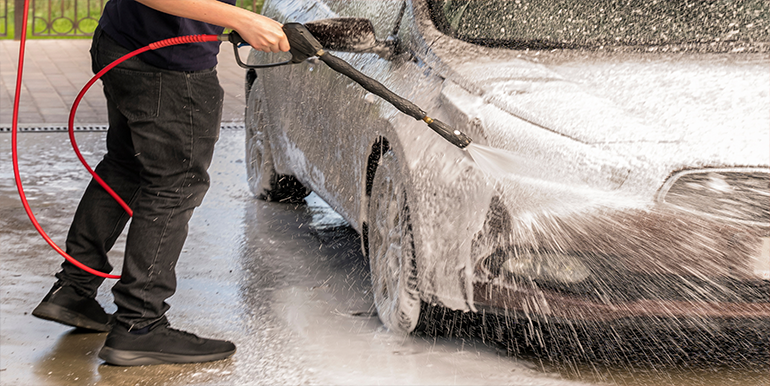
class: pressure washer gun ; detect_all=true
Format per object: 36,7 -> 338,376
223,21 -> 472,150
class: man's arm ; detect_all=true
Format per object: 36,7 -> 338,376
136,0 -> 290,53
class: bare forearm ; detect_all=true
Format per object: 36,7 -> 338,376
135,0 -> 289,52
136,0 -> 248,31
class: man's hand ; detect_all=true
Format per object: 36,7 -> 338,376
136,0 -> 290,53
235,13 -> 290,53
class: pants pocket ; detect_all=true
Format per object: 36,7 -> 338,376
186,69 -> 224,139
103,68 -> 162,122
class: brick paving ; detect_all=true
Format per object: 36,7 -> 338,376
1,39 -> 248,127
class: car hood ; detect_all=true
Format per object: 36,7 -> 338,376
448,50 -> 770,167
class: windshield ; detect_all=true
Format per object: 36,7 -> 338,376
429,0 -> 770,50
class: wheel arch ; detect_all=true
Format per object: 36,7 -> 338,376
360,134 -> 426,265
245,68 -> 257,104
244,68 -> 310,203
361,135 -> 391,259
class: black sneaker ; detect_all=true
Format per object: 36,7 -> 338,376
98,320 -> 236,366
32,283 -> 112,332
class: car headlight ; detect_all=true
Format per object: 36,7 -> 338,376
657,168 -> 770,226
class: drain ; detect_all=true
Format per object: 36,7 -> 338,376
0,123 -> 245,133
0,125 -> 108,133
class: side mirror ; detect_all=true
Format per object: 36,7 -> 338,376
304,18 -> 396,59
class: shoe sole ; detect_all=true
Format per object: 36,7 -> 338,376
98,346 -> 236,366
32,302 -> 111,332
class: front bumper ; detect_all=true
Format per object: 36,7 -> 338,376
471,195 -> 770,322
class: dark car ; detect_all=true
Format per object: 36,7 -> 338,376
244,0 -> 770,333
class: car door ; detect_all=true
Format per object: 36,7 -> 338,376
261,0 -> 407,227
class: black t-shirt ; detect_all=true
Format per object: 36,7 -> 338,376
99,0 -> 237,71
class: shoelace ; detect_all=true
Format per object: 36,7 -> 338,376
158,323 -> 206,343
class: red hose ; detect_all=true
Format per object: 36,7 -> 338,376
12,0 -> 220,279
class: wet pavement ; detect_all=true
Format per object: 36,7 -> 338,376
2,40 -> 768,386
3,129 -> 769,386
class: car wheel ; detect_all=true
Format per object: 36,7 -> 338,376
245,82 -> 310,203
367,151 -> 422,333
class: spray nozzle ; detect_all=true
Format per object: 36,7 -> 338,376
423,117 -> 472,149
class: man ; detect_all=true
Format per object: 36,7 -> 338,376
31,0 -> 288,366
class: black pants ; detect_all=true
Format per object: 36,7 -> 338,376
56,28 -> 223,329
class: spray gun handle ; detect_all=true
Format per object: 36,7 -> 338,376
225,31 -> 250,69
224,31 -> 292,69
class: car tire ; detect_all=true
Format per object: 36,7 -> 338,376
245,81 -> 310,203
367,151 -> 422,334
